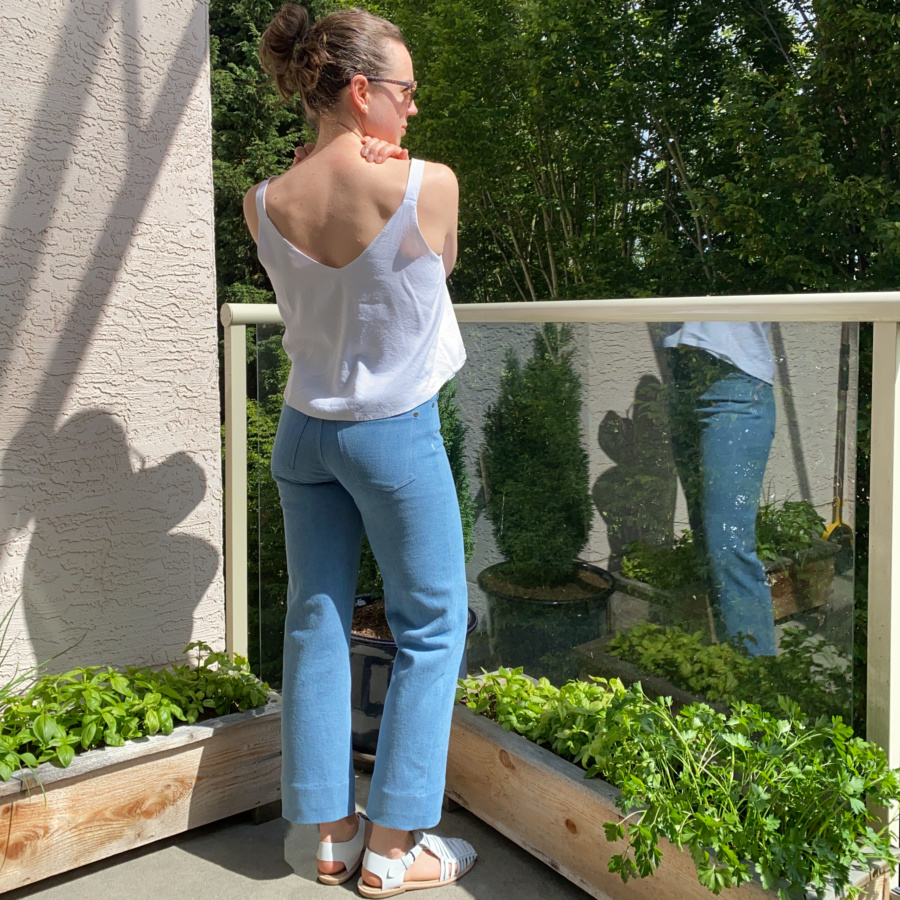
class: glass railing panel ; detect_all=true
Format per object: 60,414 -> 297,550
248,315 -> 857,727
251,322 -> 290,688
455,320 -> 856,727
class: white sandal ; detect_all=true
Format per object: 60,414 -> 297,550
316,812 -> 367,885
357,831 -> 477,898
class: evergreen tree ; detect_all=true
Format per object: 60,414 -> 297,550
482,326 -> 593,588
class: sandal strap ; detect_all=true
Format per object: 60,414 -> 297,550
418,832 -> 477,883
362,831 -> 476,890
361,835 -> 424,890
316,813 -> 366,866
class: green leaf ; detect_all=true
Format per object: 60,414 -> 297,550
144,710 -> 160,734
33,713 -> 62,746
81,720 -> 98,750
54,743 -> 75,769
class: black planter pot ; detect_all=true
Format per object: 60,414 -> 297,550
477,561 -> 615,683
350,598 -> 478,755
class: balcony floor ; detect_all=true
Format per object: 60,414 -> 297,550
6,769 -> 591,900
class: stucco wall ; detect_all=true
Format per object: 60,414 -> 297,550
0,0 -> 223,678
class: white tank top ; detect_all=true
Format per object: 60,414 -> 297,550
255,158 -> 466,420
661,322 -> 775,384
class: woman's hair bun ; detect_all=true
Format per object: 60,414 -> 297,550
259,3 -> 327,101
259,4 -> 406,123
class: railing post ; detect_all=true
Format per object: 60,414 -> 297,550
868,320 -> 900,834
222,305 -> 248,661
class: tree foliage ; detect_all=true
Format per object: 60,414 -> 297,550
211,0 -> 900,709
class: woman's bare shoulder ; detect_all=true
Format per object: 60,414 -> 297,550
420,160 -> 458,193
419,161 -> 458,215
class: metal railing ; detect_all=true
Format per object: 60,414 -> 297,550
220,293 -> 900,790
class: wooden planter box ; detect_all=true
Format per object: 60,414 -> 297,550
0,698 -> 282,894
612,540 -> 837,634
446,704 -> 893,900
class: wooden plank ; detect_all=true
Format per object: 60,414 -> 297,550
0,707 -> 281,893
446,705 -> 891,900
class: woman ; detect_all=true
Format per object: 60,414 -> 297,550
662,322 -> 777,656
242,5 -> 476,896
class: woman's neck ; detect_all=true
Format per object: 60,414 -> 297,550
313,114 -> 366,153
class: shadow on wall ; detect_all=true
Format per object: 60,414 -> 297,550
593,375 -> 678,568
0,0 -> 216,670
7,412 -> 219,670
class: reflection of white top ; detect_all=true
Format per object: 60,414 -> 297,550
255,158 -> 466,420
661,322 -> 775,385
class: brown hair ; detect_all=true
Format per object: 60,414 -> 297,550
259,4 -> 406,123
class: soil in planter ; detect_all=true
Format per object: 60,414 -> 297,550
481,564 -> 610,602
352,598 -> 394,641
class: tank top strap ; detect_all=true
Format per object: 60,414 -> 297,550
256,179 -> 271,222
402,158 -> 425,205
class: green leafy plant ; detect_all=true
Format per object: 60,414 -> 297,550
756,500 -> 827,562
459,670 -> 900,900
621,531 -> 706,592
606,622 -> 851,722
480,324 -> 593,588
0,642 -> 269,782
622,500 -> 830,591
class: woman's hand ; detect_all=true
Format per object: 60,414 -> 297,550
290,136 -> 407,169
290,142 -> 316,168
360,136 -> 408,163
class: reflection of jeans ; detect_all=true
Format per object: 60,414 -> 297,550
271,395 -> 467,829
668,349 -> 777,656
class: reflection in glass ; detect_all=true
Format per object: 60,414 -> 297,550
456,321 -> 856,725
249,319 -> 857,726
662,322 -> 777,656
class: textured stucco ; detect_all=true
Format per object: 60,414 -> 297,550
0,0 -> 223,678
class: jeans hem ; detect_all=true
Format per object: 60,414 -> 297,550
282,783 -> 355,825
364,785 -> 446,831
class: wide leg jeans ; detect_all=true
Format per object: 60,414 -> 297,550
271,394 -> 468,830
668,351 -> 777,656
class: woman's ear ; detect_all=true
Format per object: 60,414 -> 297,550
348,74 -> 370,114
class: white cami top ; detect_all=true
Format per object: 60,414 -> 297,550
255,158 -> 466,420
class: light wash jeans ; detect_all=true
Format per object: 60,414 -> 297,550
271,394 -> 468,829
668,349 -> 777,656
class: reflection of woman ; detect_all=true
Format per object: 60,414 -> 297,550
663,322 -> 777,656
242,5 -> 476,895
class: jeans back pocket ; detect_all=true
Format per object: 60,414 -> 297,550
271,404 -> 311,476
336,411 -> 417,492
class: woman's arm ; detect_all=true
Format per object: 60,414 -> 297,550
243,138 -> 418,246
419,163 -> 459,277
243,185 -> 260,245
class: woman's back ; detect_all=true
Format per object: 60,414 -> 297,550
251,147 -> 465,421
250,144 -> 457,271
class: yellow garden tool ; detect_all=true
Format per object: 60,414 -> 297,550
823,322 -> 854,573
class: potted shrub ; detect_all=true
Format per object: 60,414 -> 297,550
447,669 -> 898,900
478,325 -> 613,681
0,642 -> 278,892
350,378 -> 478,755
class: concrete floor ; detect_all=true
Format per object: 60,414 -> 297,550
6,771 -> 592,900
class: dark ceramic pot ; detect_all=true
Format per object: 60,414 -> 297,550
477,561 -> 615,683
350,598 -> 478,755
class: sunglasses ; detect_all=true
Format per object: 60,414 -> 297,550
364,76 -> 418,104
